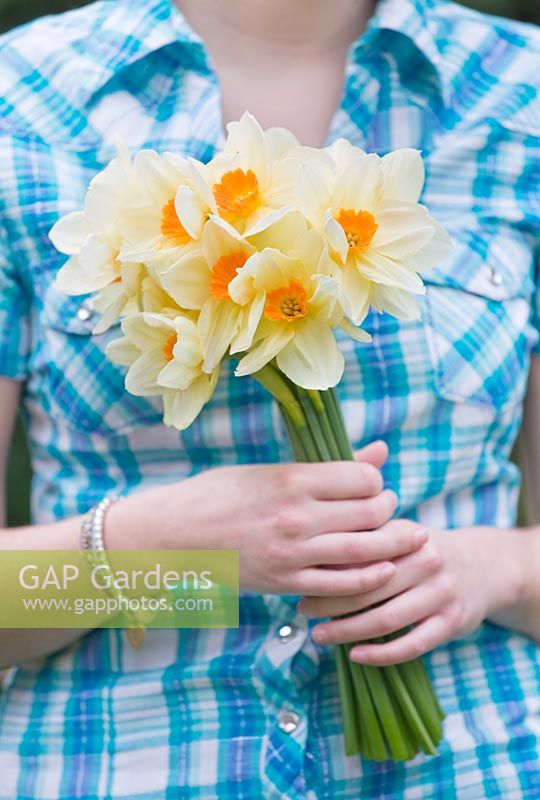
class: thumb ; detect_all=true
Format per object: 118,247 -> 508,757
354,440 -> 389,469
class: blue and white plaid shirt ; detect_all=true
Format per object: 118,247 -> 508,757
1,0 -> 540,797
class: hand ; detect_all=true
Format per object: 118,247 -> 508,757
300,525 -> 525,665
159,441 -> 427,595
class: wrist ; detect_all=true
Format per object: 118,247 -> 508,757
483,525 -> 531,617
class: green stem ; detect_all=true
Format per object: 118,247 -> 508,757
281,407 -> 307,461
384,664 -> 438,756
296,388 -> 333,462
347,652 -> 388,760
320,389 -> 354,460
308,391 -> 342,460
362,664 -> 412,761
335,645 -> 363,757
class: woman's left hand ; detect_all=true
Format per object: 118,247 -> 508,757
298,524 -> 525,666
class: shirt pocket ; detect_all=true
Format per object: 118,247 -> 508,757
39,282 -> 164,436
420,229 -> 533,410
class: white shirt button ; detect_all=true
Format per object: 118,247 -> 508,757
488,267 -> 503,287
77,300 -> 95,322
278,624 -> 295,642
278,710 -> 300,734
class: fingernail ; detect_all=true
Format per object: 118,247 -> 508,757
414,527 -> 428,546
350,647 -> 367,662
380,563 -> 395,580
313,627 -> 327,644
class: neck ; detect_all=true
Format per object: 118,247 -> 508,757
175,0 -> 375,57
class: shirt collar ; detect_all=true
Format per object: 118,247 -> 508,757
85,0 -> 446,105
361,0 -> 447,101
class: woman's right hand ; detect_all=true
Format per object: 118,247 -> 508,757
135,441 -> 428,596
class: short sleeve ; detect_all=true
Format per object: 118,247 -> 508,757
0,220 -> 31,380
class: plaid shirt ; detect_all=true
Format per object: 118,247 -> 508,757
1,0 -> 540,797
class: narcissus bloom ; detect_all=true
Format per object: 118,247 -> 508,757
297,141 -> 452,324
160,216 -> 265,373
230,226 -> 370,390
50,145 -> 143,296
117,150 -> 208,267
106,313 -> 219,430
188,112 -> 302,237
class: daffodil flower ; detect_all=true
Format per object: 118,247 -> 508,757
106,312 -> 219,430
159,216 -> 267,373
187,112 -> 303,237
51,144 -> 144,296
117,150 -> 207,267
297,141 -> 452,325
231,228 -> 370,390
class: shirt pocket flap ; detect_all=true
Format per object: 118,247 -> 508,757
39,281 -> 164,435
418,228 -> 534,409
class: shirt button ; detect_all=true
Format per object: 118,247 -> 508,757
278,624 -> 295,642
77,300 -> 95,322
278,710 -> 300,734
488,267 -> 503,287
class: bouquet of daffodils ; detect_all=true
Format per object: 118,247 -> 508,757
50,113 -> 451,761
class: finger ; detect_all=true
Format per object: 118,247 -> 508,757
353,440 -> 388,470
302,461 -> 384,500
300,540 -> 440,617
293,564 -> 396,597
311,489 -> 397,534
348,615 -> 449,666
300,524 -> 428,567
311,585 -> 443,645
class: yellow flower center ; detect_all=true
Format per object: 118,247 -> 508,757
162,333 -> 177,362
335,209 -> 378,251
213,169 -> 260,220
160,197 -> 190,243
209,251 -> 249,301
265,281 -> 308,323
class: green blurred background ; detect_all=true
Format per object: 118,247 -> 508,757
1,0 -> 538,526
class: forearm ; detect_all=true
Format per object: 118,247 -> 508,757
487,525 -> 540,643
0,482 -> 196,668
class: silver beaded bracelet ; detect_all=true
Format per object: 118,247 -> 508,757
80,496 -> 146,650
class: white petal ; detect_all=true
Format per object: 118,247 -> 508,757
339,266 -> 372,325
78,234 -> 119,287
371,285 -> 422,320
198,299 -> 241,372
55,255 -> 102,295
105,336 -> 140,366
163,371 -> 218,430
49,212 -> 89,254
323,210 -> 349,264
296,160 -> 333,228
276,318 -> 344,390
125,349 -> 164,396
188,158 -> 217,212
160,252 -> 210,310
401,221 -> 453,272
356,250 -> 426,293
235,326 -> 295,377
339,318 -> 372,343
122,312 -> 174,350
230,292 -> 266,354
380,149 -> 425,205
265,127 -> 300,160
175,185 -> 205,240
224,112 -> 270,185
373,204 -> 439,256
202,216 -> 247,266
157,360 -> 201,390
332,152 -> 382,213
92,292 -> 127,333
243,204 -> 294,237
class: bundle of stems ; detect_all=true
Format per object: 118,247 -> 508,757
254,362 -> 445,761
